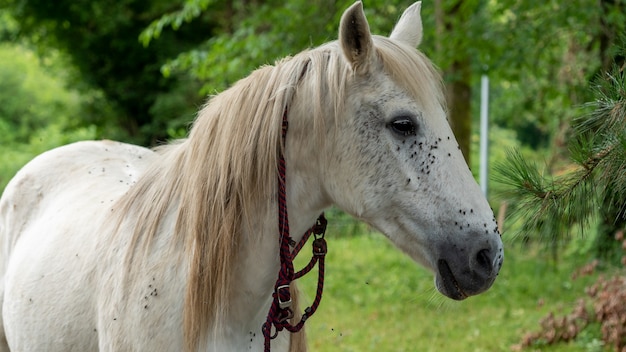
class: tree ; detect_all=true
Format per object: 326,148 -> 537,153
589,0 -> 626,258
4,0 -> 621,173
2,0 -> 215,145
139,0 -> 490,162
0,43 -> 97,190
140,0 -> 354,94
496,49 -> 626,259
433,0 -> 478,163
491,0 -> 626,258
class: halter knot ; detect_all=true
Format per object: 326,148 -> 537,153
312,237 -> 327,257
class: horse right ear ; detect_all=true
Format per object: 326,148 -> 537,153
390,1 -> 423,48
339,1 -> 374,74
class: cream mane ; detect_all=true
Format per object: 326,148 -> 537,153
112,35 -> 443,351
373,37 -> 446,119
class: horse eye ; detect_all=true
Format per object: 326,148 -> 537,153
387,117 -> 417,137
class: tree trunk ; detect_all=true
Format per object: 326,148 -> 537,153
446,59 -> 472,163
436,0 -> 472,164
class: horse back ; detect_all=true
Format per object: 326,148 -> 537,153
0,140 -> 153,260
0,140 -> 153,351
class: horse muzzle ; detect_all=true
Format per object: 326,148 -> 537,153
434,234 -> 504,300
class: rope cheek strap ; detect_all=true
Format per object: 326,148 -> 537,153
261,110 -> 328,351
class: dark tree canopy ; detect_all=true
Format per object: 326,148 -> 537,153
5,0 -> 222,145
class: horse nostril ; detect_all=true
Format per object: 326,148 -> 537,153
475,249 -> 493,275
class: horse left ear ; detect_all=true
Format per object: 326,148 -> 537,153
339,1 -> 374,74
390,1 -> 423,48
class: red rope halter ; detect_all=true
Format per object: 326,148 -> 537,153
262,110 -> 328,351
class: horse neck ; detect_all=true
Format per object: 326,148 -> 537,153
218,187 -> 324,350
227,108 -> 331,331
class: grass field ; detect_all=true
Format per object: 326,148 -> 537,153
294,231 -> 606,352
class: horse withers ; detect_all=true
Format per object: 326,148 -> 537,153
0,2 -> 503,351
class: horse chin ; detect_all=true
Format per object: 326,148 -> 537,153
435,259 -> 469,301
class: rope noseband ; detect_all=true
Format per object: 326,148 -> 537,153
262,110 -> 328,351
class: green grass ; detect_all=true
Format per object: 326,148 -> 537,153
294,233 -> 604,352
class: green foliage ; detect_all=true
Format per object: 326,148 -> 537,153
2,0 -> 208,145
0,9 -> 17,40
495,53 -> 626,256
137,0 -> 624,156
469,123 -> 535,203
7,0 -> 621,151
495,148 -> 596,238
139,0 -> 213,47
147,0 -> 355,93
482,1 -> 600,149
0,45 -> 78,143
0,43 -> 97,191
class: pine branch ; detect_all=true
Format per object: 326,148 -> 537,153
495,62 -> 626,241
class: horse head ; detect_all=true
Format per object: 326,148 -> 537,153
288,1 -> 503,300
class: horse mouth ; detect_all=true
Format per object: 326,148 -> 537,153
436,259 -> 468,300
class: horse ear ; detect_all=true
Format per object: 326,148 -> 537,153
390,1 -> 423,47
339,1 -> 374,74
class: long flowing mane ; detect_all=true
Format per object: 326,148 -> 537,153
111,35 -> 444,351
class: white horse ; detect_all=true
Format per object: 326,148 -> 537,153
0,2 -> 503,351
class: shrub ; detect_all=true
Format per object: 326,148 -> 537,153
514,232 -> 626,351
